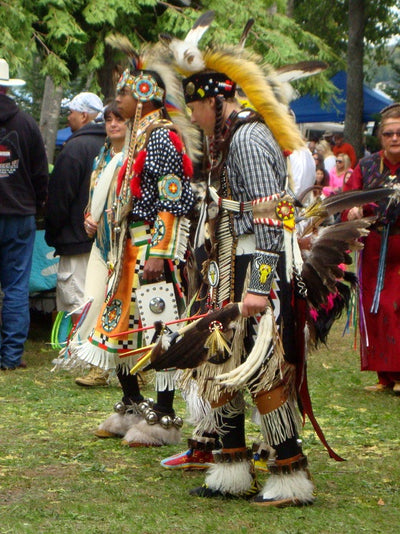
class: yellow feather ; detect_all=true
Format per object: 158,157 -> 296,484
203,47 -> 304,152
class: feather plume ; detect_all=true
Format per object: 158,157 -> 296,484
160,11 -> 215,73
275,60 -> 328,83
106,33 -> 141,69
309,271 -> 358,346
106,35 -> 203,161
147,303 -> 241,371
204,47 -> 305,151
239,19 -> 255,49
145,45 -> 202,160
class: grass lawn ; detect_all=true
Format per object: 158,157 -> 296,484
0,311 -> 399,534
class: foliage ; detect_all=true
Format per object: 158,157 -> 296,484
372,44 -> 400,102
156,1 -> 338,97
293,0 -> 400,61
1,0 -> 338,98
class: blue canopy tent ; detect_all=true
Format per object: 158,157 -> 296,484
56,126 -> 72,147
290,71 -> 393,123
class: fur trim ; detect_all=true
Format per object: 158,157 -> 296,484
123,418 -> 181,446
169,130 -> 183,153
258,470 -> 314,504
97,412 -> 142,436
205,459 -> 254,495
133,149 -> 147,174
181,378 -> 212,426
182,153 -> 193,178
130,174 -> 142,199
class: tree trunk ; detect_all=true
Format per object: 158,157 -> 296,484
39,76 -> 63,165
286,0 -> 294,18
344,0 -> 365,161
98,45 -> 120,101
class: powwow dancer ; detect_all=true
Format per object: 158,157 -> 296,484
153,12 -> 315,506
73,39 -> 200,447
156,12 -> 380,506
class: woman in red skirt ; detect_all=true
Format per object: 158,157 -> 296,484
343,103 -> 400,393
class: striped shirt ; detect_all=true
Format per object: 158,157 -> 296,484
226,120 -> 286,253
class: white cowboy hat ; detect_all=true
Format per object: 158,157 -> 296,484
0,59 -> 26,87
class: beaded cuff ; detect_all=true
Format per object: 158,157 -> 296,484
188,437 -> 218,452
213,448 -> 253,463
268,454 -> 308,475
248,250 -> 279,295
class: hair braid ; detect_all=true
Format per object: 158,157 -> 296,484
213,95 -> 224,161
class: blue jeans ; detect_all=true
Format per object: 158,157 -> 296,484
0,215 -> 36,369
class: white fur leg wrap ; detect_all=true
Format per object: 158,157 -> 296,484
97,412 -> 142,436
205,460 -> 254,495
123,419 -> 181,446
259,470 -> 314,503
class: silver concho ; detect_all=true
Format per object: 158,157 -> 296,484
149,296 -> 166,314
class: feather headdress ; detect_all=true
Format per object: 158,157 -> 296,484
106,36 -> 201,161
202,47 -> 304,151
162,13 -> 305,152
159,10 -> 215,74
161,12 -> 329,151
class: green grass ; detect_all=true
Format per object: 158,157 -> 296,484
0,313 -> 399,534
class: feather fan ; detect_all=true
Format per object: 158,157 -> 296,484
301,218 -> 370,308
146,303 -> 241,371
300,188 -> 394,233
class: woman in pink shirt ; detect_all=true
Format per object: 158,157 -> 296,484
323,153 -> 352,196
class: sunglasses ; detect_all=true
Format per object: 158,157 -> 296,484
382,131 -> 400,138
336,159 -> 343,163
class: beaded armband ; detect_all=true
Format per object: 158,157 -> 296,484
248,250 -> 279,295
252,194 -> 296,231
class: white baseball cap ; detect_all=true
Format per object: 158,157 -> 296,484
0,59 -> 26,87
68,92 -> 103,113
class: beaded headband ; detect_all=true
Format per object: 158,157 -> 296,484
117,68 -> 165,103
182,71 -> 236,104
